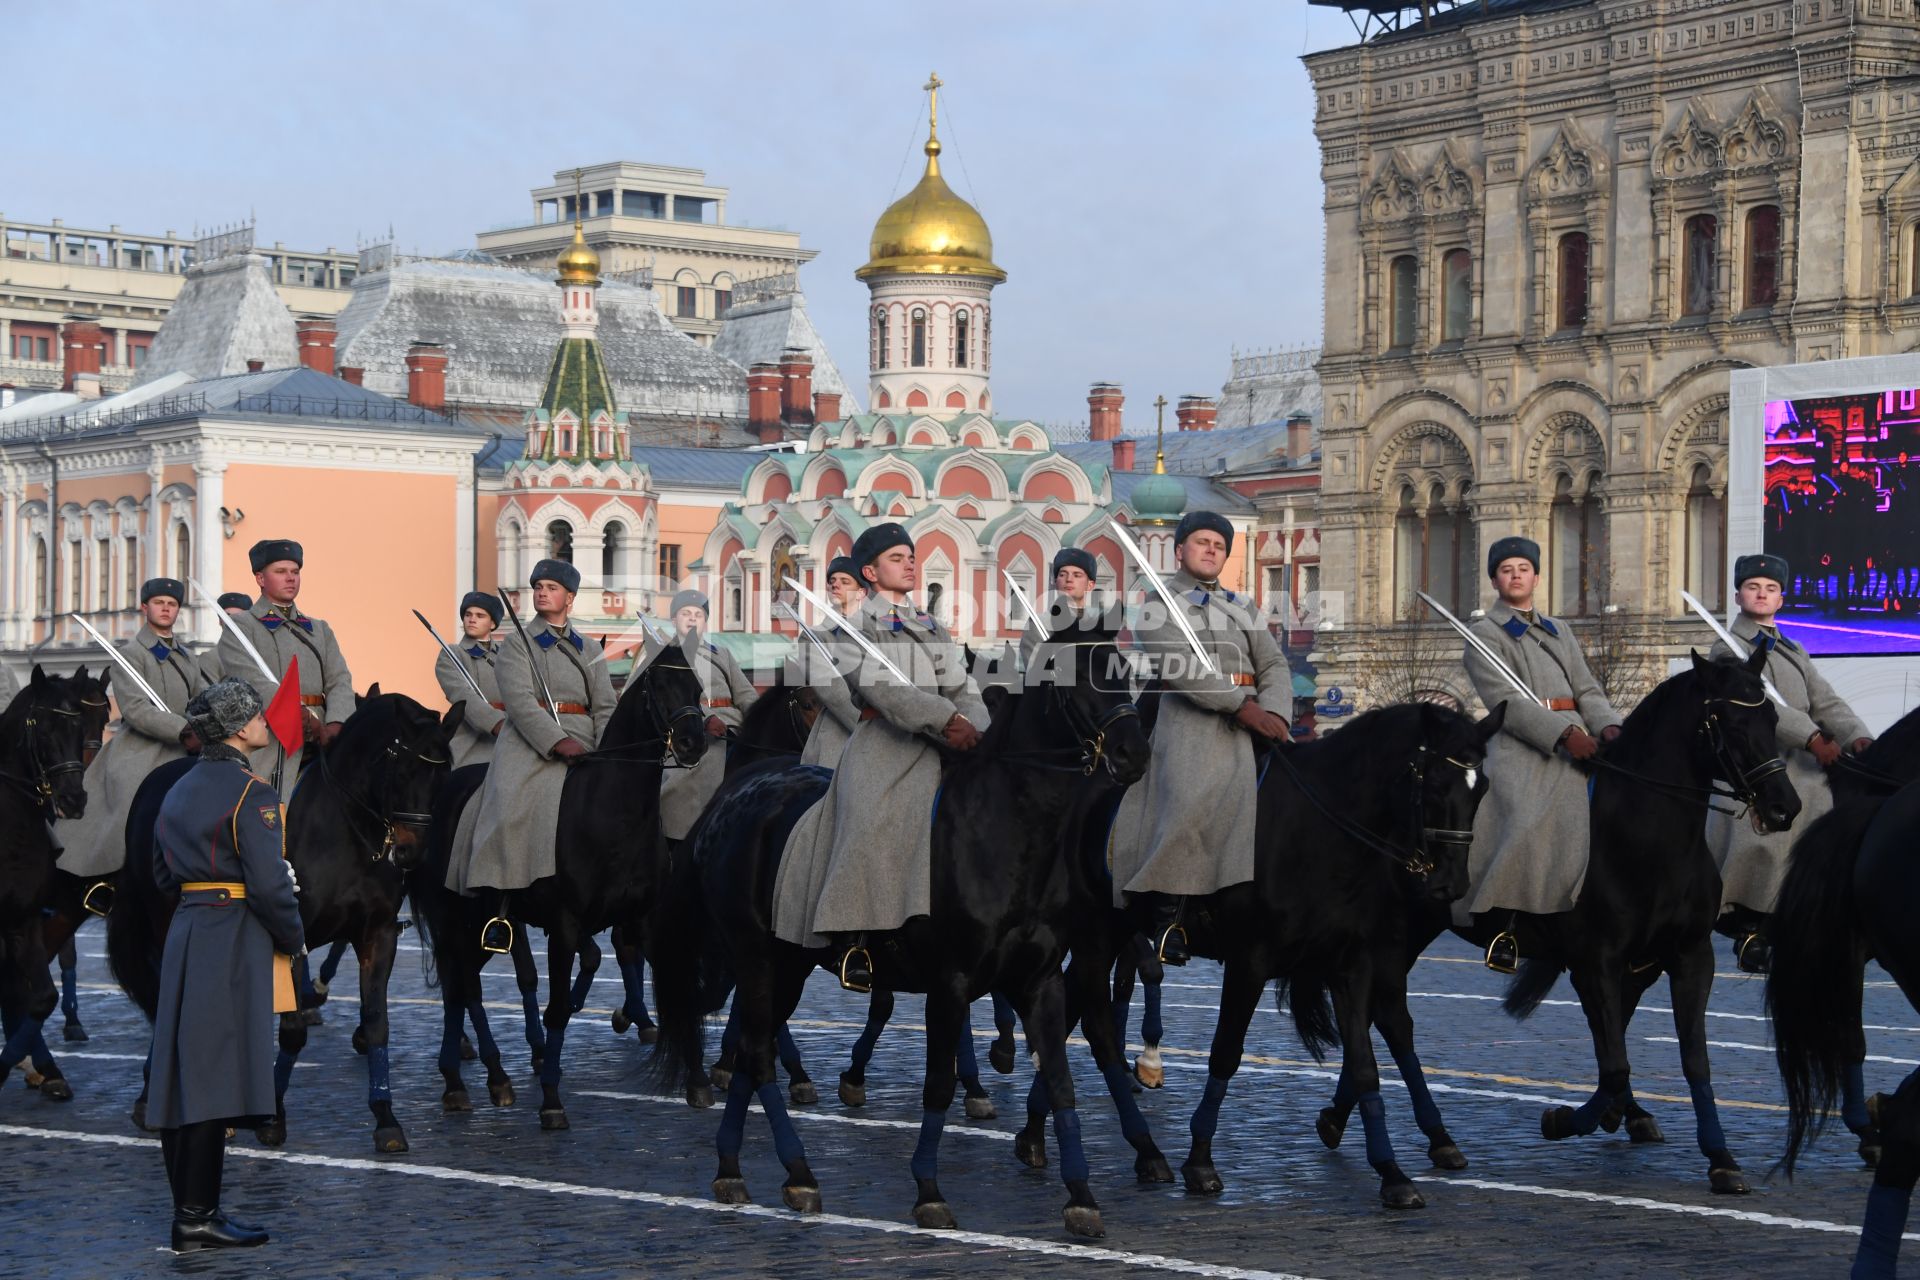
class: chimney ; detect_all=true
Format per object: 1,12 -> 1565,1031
747,362 -> 783,443
404,341 -> 448,410
812,390 -> 842,423
338,366 -> 365,386
61,319 -> 106,391
1287,412 -> 1314,464
1176,394 -> 1217,432
1087,382 -> 1124,440
778,347 -> 814,426
1111,436 -> 1137,471
245,358 -> 265,373
295,316 -> 337,375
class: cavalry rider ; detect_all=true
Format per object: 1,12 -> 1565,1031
796,555 -> 866,770
0,662 -> 17,709
1461,536 -> 1624,973
452,559 -> 614,910
1052,546 -> 1099,614
772,523 -> 989,992
148,677 -> 305,1252
437,591 -> 505,769
1108,510 -> 1290,965
658,589 -> 759,843
217,540 -> 355,782
1706,553 -> 1873,973
216,592 -> 253,617
59,578 -> 221,884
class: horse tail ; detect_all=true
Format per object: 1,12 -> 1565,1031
1273,973 -> 1339,1063
1768,798 -> 1876,1176
106,757 -> 194,1020
410,764 -> 486,992
644,833 -> 715,1093
1501,956 -> 1565,1020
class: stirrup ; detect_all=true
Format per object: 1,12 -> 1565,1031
480,917 -> 514,955
838,946 -> 874,994
1735,931 -> 1772,975
1153,922 -> 1190,967
1484,931 -> 1519,974
81,880 -> 115,918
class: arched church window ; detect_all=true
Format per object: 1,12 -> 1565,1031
1389,256 -> 1417,350
1745,205 -> 1781,309
1557,232 -> 1590,331
1441,249 -> 1472,343
954,309 -> 970,367
547,519 -> 574,564
1392,485 -> 1421,616
173,524 -> 190,579
910,309 -> 928,368
1683,214 -> 1717,317
602,521 -> 626,585
874,309 -> 889,370
1549,474 -> 1605,616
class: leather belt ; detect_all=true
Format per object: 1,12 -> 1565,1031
1546,697 -> 1578,712
859,706 -> 881,721
488,701 -> 505,711
542,701 -> 590,715
299,695 -> 326,707
1229,673 -> 1256,688
707,699 -> 733,710
180,880 -> 246,904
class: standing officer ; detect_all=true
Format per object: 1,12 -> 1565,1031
796,556 -> 865,769
59,578 -> 220,881
1706,552 -> 1874,972
452,559 -> 615,901
148,677 -> 304,1251
1460,535 -> 1624,972
217,540 -> 355,782
771,523 -> 989,991
658,589 -> 759,842
1108,511 -> 1290,964
438,591 -> 505,769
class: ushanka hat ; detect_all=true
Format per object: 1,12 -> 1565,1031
1173,510 -> 1234,553
1486,535 -> 1540,578
185,677 -> 265,744
248,539 -> 303,573
670,589 -> 710,617
1052,547 -> 1097,578
1734,553 -> 1789,588
140,577 -> 186,605
529,558 -> 580,593
460,591 -> 503,623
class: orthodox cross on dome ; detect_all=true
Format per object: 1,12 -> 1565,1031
1153,394 -> 1169,475
924,72 -> 943,138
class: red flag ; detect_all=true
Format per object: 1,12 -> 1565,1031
263,653 -> 305,754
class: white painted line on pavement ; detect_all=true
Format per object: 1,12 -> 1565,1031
1401,991 -> 1920,1035
0,1124 -> 1321,1280
1643,1036 -> 1920,1067
1443,1175 -> 1915,1239
576,1089 -> 1015,1142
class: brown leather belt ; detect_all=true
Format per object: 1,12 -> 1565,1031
299,695 -> 326,707
1546,697 -> 1578,712
488,702 -> 505,711
542,701 -> 590,715
180,880 -> 246,904
859,706 -> 881,721
1229,673 -> 1255,688
707,699 -> 733,710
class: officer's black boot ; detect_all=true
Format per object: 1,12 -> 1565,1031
836,934 -> 874,994
171,1120 -> 267,1252
1147,895 -> 1189,967
1735,920 -> 1773,975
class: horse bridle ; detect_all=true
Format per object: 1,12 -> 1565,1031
1267,740 -> 1481,878
1701,692 -> 1790,816
578,667 -> 704,768
0,699 -> 89,809
997,640 -> 1141,777
322,733 -> 450,862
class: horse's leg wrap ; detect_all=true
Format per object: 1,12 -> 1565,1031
618,958 -> 649,1023
367,1044 -> 393,1105
1098,1059 -> 1153,1145
775,1024 -> 806,1079
1857,1183 -> 1913,1279
909,1107 -> 948,1182
716,1065 -> 752,1162
437,1002 -> 465,1074
1358,1091 -> 1397,1168
1141,980 -> 1164,1047
1052,1106 -> 1091,1184
1686,1076 -> 1729,1156
466,998 -> 500,1062
1391,1044 -> 1444,1136
756,1080 -> 805,1168
273,1047 -> 296,1099
1191,1074 -> 1230,1145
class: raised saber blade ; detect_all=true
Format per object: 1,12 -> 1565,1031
1416,590 -> 1545,708
411,609 -> 488,705
783,576 -> 911,685
1107,520 -> 1218,677
188,577 -> 278,686
1679,589 -> 1788,708
777,602 -> 843,676
498,590 -> 566,733
68,614 -> 172,714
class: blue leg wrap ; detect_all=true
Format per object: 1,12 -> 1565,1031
539,1024 -> 565,1088
756,1080 -> 806,1168
1567,1085 -> 1611,1134
1141,980 -> 1164,1046
992,991 -> 1016,1037
1053,1106 -> 1091,1183
719,1003 -> 742,1058
909,1108 -> 947,1182
1844,1060 -> 1873,1133
1358,1091 -> 1397,1166
1190,1075 -> 1230,1145
1687,1076 -> 1729,1154
438,1004 -> 465,1073
318,939 -> 347,986
273,1048 -> 296,1099
775,1024 -> 803,1076
1026,1069 -> 1050,1122
619,959 -> 648,1020
1391,1045 -> 1444,1133
716,1066 -> 752,1159
954,1008 -> 981,1084
1855,1183 -> 1912,1280
368,1044 -> 392,1103
466,999 -> 500,1060
849,1004 -> 885,1073
60,964 -> 78,1020
295,953 -> 316,1002
521,990 -> 544,1050
0,1014 -> 46,1071
1099,1059 -> 1152,1142
1110,988 -> 1130,1049
568,959 -> 594,1010
27,1027 -> 52,1071
1331,1061 -> 1359,1109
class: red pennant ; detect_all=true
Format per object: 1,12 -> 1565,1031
264,654 -> 305,754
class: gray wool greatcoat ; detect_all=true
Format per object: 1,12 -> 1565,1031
147,750 -> 305,1129
0,663 -> 18,709
659,638 -> 759,840
772,596 -> 989,947
1108,570 -> 1289,903
794,622 -> 861,770
1459,600 -> 1624,919
217,598 -> 357,782
57,627 -> 220,878
435,639 -> 505,770
449,620 -> 614,895
1705,616 -> 1869,914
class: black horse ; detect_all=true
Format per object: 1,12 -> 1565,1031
1769,779 -> 1920,1279
647,614 -> 1150,1237
108,689 -> 460,1150
415,641 -> 707,1128
0,669 -> 94,1096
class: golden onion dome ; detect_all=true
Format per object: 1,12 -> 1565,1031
555,220 -> 601,286
857,114 -> 1005,282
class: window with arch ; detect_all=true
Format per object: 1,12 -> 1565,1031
547,519 -> 574,564
954,309 -> 970,368
1558,232 -> 1590,331
554,417 -> 577,457
1548,474 -> 1606,616
173,523 -> 190,580
1393,484 -> 1469,617
1003,555 -> 1038,630
1440,248 -> 1472,343
1389,255 -> 1417,349
602,520 -> 626,586
910,308 -> 927,367
1745,205 -> 1781,309
1683,214 -> 1717,317
1684,464 -> 1727,611
874,310 -> 889,369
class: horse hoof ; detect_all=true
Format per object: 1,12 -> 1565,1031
1859,1136 -> 1883,1167
443,1090 -> 473,1113
1626,1114 -> 1665,1145
712,1177 -> 751,1205
611,1009 -> 631,1035
1064,1205 -> 1106,1238
964,1095 -> 997,1121
709,1067 -> 732,1091
351,1026 -> 369,1055
636,1025 -> 659,1046
300,1007 -> 324,1027
790,1080 -> 819,1107
1133,1058 -> 1164,1090
686,1084 -> 714,1110
23,1069 -> 43,1089
913,1201 -> 957,1230
1316,1107 -> 1347,1149
311,977 -> 330,1001
838,1075 -> 866,1108
39,1078 -> 73,1102
1541,1106 -> 1579,1141
130,1099 -> 151,1132
783,1184 -> 822,1214
458,1035 -> 476,1062
1182,1162 -> 1224,1196
1137,1152 -> 1175,1184
1598,1103 -> 1624,1133
256,1119 -> 287,1148
1381,1180 -> 1425,1210
1015,1130 -> 1047,1169
539,1108 -> 569,1131
1709,1166 -> 1749,1195
489,1080 -> 516,1108
374,1127 -> 408,1154
988,1040 -> 1016,1076
63,1023 -> 88,1043
1428,1143 -> 1468,1171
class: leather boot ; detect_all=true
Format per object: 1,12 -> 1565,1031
171,1120 -> 267,1252
836,935 -> 874,994
1146,895 -> 1189,967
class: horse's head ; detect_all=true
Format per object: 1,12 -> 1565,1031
7,666 -> 92,819
1023,604 -> 1150,785
1691,648 -> 1800,835
1412,701 -> 1505,902
69,665 -> 111,766
331,686 -> 459,869
615,642 -> 708,768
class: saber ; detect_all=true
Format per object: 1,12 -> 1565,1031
1680,589 -> 1788,708
499,590 -> 566,733
68,614 -> 171,713
777,602 -> 844,679
411,609 -> 487,705
784,576 -> 911,685
189,577 -> 277,685
1417,590 -> 1545,708
1107,520 -> 1218,677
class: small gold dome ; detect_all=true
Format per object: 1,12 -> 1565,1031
556,221 -> 601,286
857,130 -> 1005,282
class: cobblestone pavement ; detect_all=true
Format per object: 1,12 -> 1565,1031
3,929 -> 1911,1278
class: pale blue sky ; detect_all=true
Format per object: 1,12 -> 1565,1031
8,1 -> 1362,426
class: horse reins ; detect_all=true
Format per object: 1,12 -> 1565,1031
320,734 -> 448,862
1265,741 -> 1478,877
1581,693 -> 1788,819
0,700 -> 88,809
